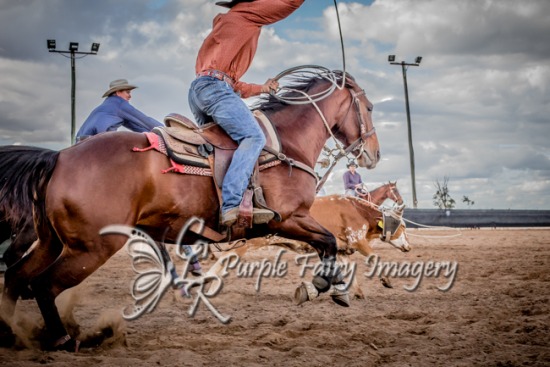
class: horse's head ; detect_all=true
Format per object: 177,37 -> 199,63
388,181 -> 404,205
255,70 -> 380,170
364,181 -> 404,206
378,205 -> 411,252
333,73 -> 380,169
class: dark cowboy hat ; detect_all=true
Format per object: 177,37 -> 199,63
347,161 -> 358,168
215,0 -> 255,8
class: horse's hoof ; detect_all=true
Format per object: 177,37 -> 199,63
330,283 -> 350,307
312,275 -> 331,293
380,276 -> 393,289
79,326 -> 114,349
294,282 -> 319,305
52,334 -> 80,352
331,293 -> 350,307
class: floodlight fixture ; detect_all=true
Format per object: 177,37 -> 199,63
387,54 -> 423,208
46,40 -> 100,144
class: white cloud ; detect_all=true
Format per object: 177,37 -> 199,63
0,0 -> 548,209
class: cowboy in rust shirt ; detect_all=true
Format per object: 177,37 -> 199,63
189,0 -> 305,226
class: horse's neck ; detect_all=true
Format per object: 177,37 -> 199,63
369,185 -> 390,206
269,106 -> 331,167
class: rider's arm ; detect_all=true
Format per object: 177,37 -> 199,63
218,0 -> 305,98
118,101 -> 163,133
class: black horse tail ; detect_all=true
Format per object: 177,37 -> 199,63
0,145 -> 60,234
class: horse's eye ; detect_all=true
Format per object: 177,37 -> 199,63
367,106 -> 373,112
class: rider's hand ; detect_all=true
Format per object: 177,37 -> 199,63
261,78 -> 279,94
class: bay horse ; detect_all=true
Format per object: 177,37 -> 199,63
0,182 -> 401,270
0,71 -> 380,351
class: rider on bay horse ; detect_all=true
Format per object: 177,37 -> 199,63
189,0 -> 306,227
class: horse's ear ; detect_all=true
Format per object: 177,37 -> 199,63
344,75 -> 356,89
395,204 -> 406,216
334,70 -> 356,88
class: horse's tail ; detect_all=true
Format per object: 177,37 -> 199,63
0,145 -> 60,233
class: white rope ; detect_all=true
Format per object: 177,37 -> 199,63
406,231 -> 463,239
348,195 -> 463,238
271,66 -> 342,105
402,218 -> 463,238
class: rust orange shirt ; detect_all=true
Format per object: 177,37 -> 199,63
195,0 -> 304,98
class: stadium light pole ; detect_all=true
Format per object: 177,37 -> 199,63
388,55 -> 422,208
47,40 -> 100,145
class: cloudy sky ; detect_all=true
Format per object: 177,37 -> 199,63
0,0 -> 549,210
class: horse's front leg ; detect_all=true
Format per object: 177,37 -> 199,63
273,214 -> 349,307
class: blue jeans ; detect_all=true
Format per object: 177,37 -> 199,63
188,76 -> 266,213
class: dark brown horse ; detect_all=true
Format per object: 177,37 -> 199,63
0,72 -> 380,351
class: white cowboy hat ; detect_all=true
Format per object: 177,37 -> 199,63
102,79 -> 137,98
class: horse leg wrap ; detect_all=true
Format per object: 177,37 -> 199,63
312,256 -> 343,293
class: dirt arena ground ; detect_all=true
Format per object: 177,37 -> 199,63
0,228 -> 549,366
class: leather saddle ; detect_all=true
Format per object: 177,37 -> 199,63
154,110 -> 282,189
147,111 -> 283,231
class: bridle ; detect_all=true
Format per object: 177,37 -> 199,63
266,70 -> 377,191
315,85 -> 376,192
388,184 -> 403,205
335,87 -> 376,158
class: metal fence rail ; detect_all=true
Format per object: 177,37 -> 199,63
402,209 -> 550,228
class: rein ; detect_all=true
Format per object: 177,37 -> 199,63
266,70 -> 375,191
388,184 -> 402,204
315,88 -> 375,193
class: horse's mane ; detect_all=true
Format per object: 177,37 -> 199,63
253,70 -> 355,113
